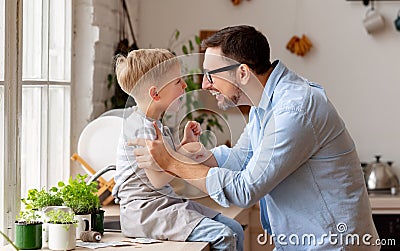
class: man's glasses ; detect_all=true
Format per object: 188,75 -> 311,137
204,64 -> 241,84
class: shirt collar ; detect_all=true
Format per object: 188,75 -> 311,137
133,106 -> 164,133
257,60 -> 286,110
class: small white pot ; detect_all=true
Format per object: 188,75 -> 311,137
48,223 -> 76,250
75,214 -> 91,239
42,206 -> 73,244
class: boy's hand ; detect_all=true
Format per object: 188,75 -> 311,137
181,121 -> 201,145
177,142 -> 212,163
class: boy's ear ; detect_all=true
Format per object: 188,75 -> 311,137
237,64 -> 251,86
149,86 -> 160,101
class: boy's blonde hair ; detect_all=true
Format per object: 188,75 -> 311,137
115,48 -> 177,105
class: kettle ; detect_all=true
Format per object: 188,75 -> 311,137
363,155 -> 399,194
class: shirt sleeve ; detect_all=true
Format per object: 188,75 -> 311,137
206,109 -> 318,208
212,120 -> 253,172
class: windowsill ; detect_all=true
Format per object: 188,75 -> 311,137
2,232 -> 209,251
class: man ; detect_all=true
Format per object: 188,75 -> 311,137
132,25 -> 379,250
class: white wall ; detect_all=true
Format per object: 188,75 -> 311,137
135,0 -> 400,174
72,0 -> 139,176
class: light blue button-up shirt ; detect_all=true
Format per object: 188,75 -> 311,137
206,61 -> 379,250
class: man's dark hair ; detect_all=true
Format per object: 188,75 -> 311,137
201,25 -> 271,75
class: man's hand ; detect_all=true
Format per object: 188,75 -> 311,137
181,121 -> 201,145
131,122 -> 211,193
131,121 -> 175,172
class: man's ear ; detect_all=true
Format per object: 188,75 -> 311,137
237,64 -> 251,86
149,86 -> 160,101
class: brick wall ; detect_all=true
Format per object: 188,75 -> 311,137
72,0 -> 139,176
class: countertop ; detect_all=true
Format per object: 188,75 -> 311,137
3,196 -> 249,251
2,232 -> 209,251
368,193 -> 400,214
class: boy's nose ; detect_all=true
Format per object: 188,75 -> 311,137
182,80 -> 187,89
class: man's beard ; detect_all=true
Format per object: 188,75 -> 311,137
217,86 -> 241,111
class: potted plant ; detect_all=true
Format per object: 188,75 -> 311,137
14,209 -> 43,250
58,174 -> 102,236
21,187 -> 64,244
21,187 -> 63,211
45,209 -> 77,251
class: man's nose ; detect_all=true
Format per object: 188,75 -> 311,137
202,75 -> 212,89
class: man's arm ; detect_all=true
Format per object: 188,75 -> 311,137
132,122 -> 212,193
134,108 -> 318,209
211,118 -> 254,172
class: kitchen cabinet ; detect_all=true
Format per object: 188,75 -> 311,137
369,194 -> 400,250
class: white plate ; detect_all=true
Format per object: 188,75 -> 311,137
77,116 -> 123,181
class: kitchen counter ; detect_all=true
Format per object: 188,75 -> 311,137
369,193 -> 400,214
2,197 -> 253,251
2,233 -> 209,251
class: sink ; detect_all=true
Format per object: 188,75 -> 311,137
104,215 -> 121,232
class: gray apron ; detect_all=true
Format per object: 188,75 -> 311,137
113,107 -> 218,240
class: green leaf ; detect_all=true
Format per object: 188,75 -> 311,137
0,229 -> 19,250
175,30 -> 180,40
189,40 -> 194,52
107,74 -> 114,89
49,187 -> 58,193
195,35 -> 201,45
195,117 -> 204,124
182,45 -> 188,55
45,209 -> 77,224
58,174 -> 100,214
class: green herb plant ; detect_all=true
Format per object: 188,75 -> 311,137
21,187 -> 63,210
58,174 -> 100,215
46,209 -> 77,231
45,210 -> 77,225
16,209 -> 42,225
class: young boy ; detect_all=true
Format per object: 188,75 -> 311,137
112,48 -> 244,251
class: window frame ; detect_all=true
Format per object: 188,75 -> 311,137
1,0 -> 22,241
1,0 -> 72,241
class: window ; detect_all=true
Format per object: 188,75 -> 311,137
0,0 -> 5,243
0,0 -> 4,80
1,0 -> 71,242
21,0 -> 71,195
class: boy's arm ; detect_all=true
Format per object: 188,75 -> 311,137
134,124 -> 175,189
180,121 -> 201,146
177,142 -> 218,167
144,169 -> 174,189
